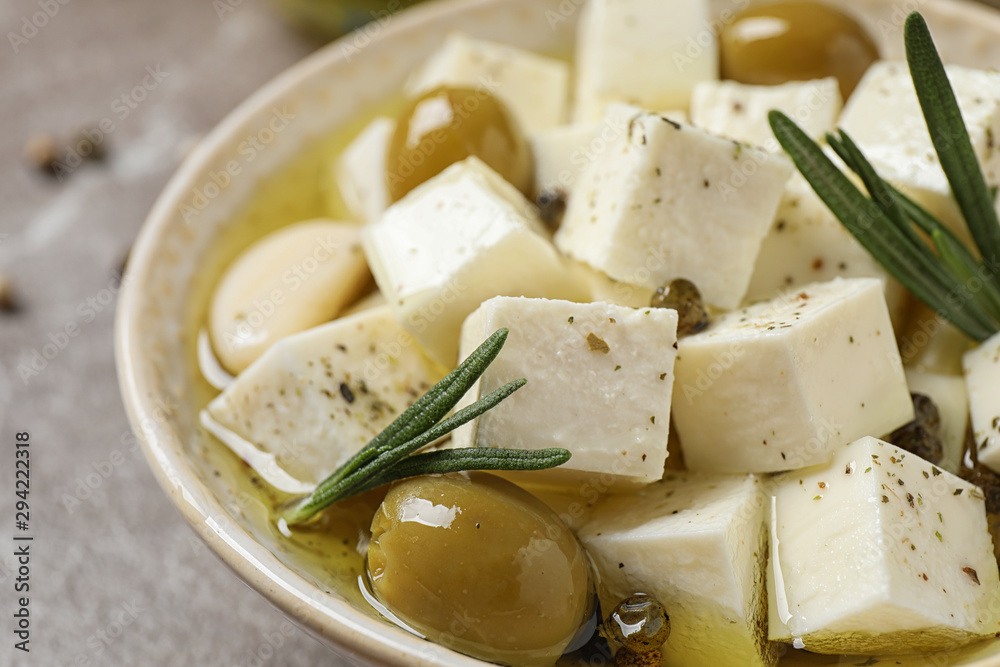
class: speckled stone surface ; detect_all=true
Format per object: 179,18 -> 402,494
6,1 -> 1000,666
0,0 -> 343,664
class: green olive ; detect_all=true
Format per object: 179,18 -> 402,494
367,472 -> 593,667
386,86 -> 533,201
720,1 -> 880,99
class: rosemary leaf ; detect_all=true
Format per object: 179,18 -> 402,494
346,448 -> 573,497
891,179 -> 1000,312
279,376 -> 531,525
315,327 -> 511,492
826,131 -> 930,260
905,12 -> 1000,272
769,110 -> 994,341
828,129 -> 1000,328
323,379 -> 528,506
932,230 -> 1000,324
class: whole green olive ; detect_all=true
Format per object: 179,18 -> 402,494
720,1 -> 880,99
385,86 -> 533,201
367,472 -> 592,667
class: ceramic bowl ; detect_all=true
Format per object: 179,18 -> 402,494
115,0 -> 1000,664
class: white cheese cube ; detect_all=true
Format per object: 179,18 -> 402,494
451,297 -> 678,487
745,173 -> 909,327
673,278 -> 914,473
769,436 -> 1000,653
602,101 -> 688,127
529,123 -> 598,196
573,0 -> 718,122
578,473 -> 777,667
840,61 -> 1000,234
204,306 -> 446,493
333,116 -> 394,223
530,107 -> 688,196
964,331 -> 1000,474
555,109 -> 793,310
361,157 -> 587,366
905,368 -> 970,475
690,78 -> 842,151
406,32 -> 569,134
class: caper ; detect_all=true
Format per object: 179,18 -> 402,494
367,472 -> 593,667
889,393 -> 944,464
720,1 -> 880,99
961,424 -> 1000,515
889,422 -> 943,465
536,188 -> 567,229
911,392 -> 941,435
650,278 -> 709,335
386,85 -> 533,201
604,594 -> 671,655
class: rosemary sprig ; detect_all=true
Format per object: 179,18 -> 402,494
277,328 -> 569,526
767,11 -> 1000,342
905,12 -> 1000,272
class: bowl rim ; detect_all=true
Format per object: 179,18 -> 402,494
115,0 -> 1000,665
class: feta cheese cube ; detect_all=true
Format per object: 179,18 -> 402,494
451,296 -> 678,487
361,157 -> 587,366
204,306 -> 446,493
578,473 -> 777,667
333,116 -> 394,223
690,78 -> 842,150
673,278 -> 914,473
840,61 -> 1000,234
555,110 -> 793,310
573,0 -> 718,121
406,32 -> 569,133
744,173 -> 909,328
529,123 -> 598,196
769,436 -> 1000,653
905,368 -> 970,475
964,331 -> 1000,474
530,106 -> 687,196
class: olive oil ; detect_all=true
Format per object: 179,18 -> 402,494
179,91 -> 1000,667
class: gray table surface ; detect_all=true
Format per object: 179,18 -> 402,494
0,0 -> 342,664
5,0 -> 1000,666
